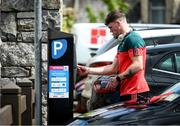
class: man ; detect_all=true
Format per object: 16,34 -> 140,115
79,10 -> 150,104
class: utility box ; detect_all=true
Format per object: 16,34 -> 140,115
47,28 -> 75,125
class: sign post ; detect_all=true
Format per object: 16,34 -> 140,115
47,28 -> 74,125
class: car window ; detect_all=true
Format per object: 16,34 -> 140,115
146,36 -> 180,46
158,56 -> 175,72
144,38 -> 154,46
96,38 -> 118,56
176,53 -> 180,73
155,52 -> 180,73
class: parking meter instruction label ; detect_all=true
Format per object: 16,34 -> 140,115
49,66 -> 69,98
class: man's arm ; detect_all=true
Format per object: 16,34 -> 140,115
79,57 -> 119,75
117,55 -> 143,80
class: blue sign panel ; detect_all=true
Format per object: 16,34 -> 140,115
52,39 -> 67,59
49,66 -> 69,98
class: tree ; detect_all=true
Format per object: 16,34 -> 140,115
62,7 -> 76,32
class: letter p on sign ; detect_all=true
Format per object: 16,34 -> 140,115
52,39 -> 67,59
54,42 -> 62,55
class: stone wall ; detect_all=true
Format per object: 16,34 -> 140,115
0,0 -> 61,85
0,1 -> 62,125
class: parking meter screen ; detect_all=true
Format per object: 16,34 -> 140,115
49,65 -> 69,98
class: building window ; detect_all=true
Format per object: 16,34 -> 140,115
149,0 -> 166,23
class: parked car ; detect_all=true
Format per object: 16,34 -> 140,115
72,23 -> 180,65
68,81 -> 180,125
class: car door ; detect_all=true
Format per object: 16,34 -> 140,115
151,52 -> 180,94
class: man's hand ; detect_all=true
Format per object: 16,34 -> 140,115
77,65 -> 89,77
106,76 -> 119,90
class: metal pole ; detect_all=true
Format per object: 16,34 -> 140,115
59,0 -> 63,31
34,0 -> 42,125
0,0 -> 1,22
0,0 -> 1,79
74,0 -> 79,14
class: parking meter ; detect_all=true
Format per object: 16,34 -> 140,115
47,28 -> 75,125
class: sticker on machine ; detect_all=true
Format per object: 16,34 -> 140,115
48,66 -> 69,98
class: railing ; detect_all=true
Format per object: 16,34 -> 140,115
0,105 -> 13,125
0,78 -> 35,125
16,78 -> 35,125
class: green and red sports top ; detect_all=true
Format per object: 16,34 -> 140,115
116,31 -> 150,96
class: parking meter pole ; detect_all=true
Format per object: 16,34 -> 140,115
34,0 -> 42,125
47,28 -> 74,125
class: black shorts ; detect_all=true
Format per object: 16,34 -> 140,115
120,91 -> 150,104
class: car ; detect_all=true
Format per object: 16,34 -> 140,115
72,23 -> 180,65
68,81 -> 180,125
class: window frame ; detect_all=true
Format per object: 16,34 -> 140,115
149,0 -> 166,23
174,53 -> 180,73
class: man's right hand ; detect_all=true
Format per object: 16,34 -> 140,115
77,65 -> 89,77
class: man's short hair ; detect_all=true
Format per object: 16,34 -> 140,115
105,10 -> 126,25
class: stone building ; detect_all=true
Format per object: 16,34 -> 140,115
140,0 -> 180,24
74,0 -> 180,24
0,0 -> 61,125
